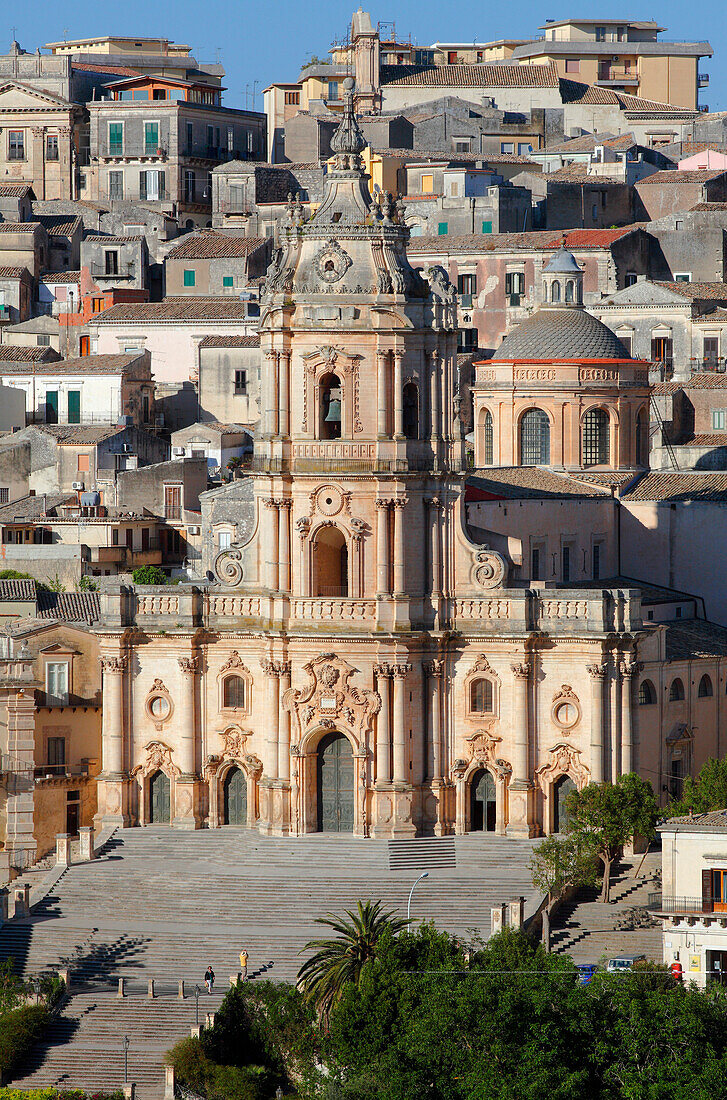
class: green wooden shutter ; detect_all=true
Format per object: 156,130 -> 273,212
109,123 -> 123,154
46,391 -> 58,424
437,222 -> 448,235
183,269 -> 196,287
482,221 -> 493,234
67,390 -> 81,424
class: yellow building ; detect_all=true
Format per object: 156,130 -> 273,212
512,19 -> 711,111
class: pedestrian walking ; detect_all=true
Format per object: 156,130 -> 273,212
205,965 -> 215,994
239,949 -> 248,982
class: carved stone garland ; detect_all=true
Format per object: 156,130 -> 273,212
283,652 -> 380,750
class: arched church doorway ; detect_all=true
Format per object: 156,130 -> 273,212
313,526 -> 349,597
223,766 -> 247,826
553,775 -> 577,833
149,770 -> 171,824
317,732 -> 354,833
470,769 -> 496,832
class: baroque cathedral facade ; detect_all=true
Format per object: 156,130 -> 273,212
94,81 -> 660,841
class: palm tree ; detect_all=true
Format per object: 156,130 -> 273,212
297,899 -> 408,1019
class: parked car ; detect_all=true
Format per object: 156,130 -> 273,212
606,955 -> 646,973
575,964 -> 598,985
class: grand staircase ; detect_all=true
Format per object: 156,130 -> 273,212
1,828 -> 540,1098
550,850 -> 663,964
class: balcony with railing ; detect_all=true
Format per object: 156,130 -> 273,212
33,762 -> 90,779
698,73 -> 710,87
646,892 -> 727,917
692,357 -> 726,373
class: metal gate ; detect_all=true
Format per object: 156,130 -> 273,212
223,767 -> 247,826
317,733 -> 354,833
471,769 -> 496,832
150,770 -> 171,824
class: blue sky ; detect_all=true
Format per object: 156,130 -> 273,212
7,1 -> 723,113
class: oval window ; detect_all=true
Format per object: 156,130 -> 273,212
149,695 -> 170,720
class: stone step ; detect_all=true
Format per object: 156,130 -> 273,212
388,837 -> 457,870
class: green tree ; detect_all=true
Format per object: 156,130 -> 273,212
671,756 -> 727,816
565,774 -> 659,902
132,565 -> 167,586
530,834 -> 599,948
78,575 -> 98,591
297,900 -> 409,1020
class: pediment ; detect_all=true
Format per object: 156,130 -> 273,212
0,81 -> 73,110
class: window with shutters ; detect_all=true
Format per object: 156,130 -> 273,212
234,369 -> 247,394
164,484 -> 182,520
105,251 -> 119,275
183,269 -> 196,287
470,678 -> 494,715
108,123 -> 123,155
46,134 -> 59,161
8,131 -> 25,160
109,171 -> 123,201
46,662 -> 69,705
144,122 -> 159,154
47,736 -> 66,769
709,869 -> 727,912
223,675 -> 246,709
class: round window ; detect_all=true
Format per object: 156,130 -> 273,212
149,695 -> 170,720
554,701 -> 578,729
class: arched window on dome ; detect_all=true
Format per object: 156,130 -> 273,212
483,410 -> 493,465
551,280 -> 561,303
520,409 -> 550,466
470,677 -> 494,715
582,408 -> 610,466
223,674 -> 246,710
565,280 -> 575,303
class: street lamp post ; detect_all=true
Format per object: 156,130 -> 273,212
194,984 -> 201,1025
407,871 -> 430,923
122,1035 -> 130,1084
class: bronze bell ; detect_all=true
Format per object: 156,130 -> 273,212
324,396 -> 341,422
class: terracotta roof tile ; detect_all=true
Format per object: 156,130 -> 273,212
0,353 -> 147,377
198,335 -> 260,348
559,78 -> 695,115
83,234 -> 144,243
0,267 -> 30,279
95,298 -> 255,322
36,215 -> 83,236
408,228 -> 638,254
690,202 -> 727,211
0,493 -> 74,522
467,467 -> 609,500
655,281 -> 727,300
0,346 -> 61,363
678,433 -> 727,446
34,424 -> 128,444
382,62 -> 560,89
638,170 -> 727,184
166,233 -> 267,260
71,62 -> 141,77
37,590 -> 100,623
543,164 -> 630,183
664,620 -> 727,661
40,271 -> 81,284
622,471 -> 727,501
0,185 -> 33,198
0,579 -> 35,599
0,222 -> 40,233
684,372 -> 727,388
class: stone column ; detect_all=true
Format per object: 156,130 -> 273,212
426,496 -> 443,620
620,661 -> 636,776
376,498 -> 391,596
374,665 -> 391,784
264,351 -> 278,437
393,352 -> 404,438
392,498 -> 407,597
377,350 -> 389,437
350,532 -> 363,599
264,499 -> 279,592
430,351 -> 441,441
278,351 -> 290,438
391,664 -> 411,783
101,655 -> 126,776
296,517 -> 311,597
510,662 -> 530,784
507,661 -> 534,839
277,499 -> 291,593
425,660 -> 443,781
278,664 -> 292,782
261,661 -> 280,781
177,657 -> 198,777
587,663 -> 607,784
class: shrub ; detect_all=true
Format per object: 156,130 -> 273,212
166,1037 -> 271,1100
132,565 -> 166,586
0,1005 -> 50,1077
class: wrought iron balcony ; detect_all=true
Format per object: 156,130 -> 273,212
646,892 -> 727,916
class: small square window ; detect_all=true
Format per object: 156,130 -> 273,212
481,221 -> 492,234
222,276 -> 234,288
37,335 -> 50,346
0,488 -> 8,504
437,222 -> 448,236
712,410 -> 725,431
674,273 -> 691,283
500,142 -> 514,154
183,269 -> 196,287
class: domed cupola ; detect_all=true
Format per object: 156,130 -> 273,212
542,244 -> 584,306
